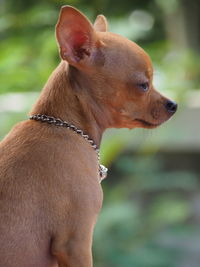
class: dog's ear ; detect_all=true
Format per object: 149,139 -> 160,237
94,15 -> 108,32
56,6 -> 97,65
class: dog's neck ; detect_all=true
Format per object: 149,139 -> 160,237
31,61 -> 110,147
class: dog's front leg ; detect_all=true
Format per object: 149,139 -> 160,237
53,240 -> 93,267
51,211 -> 98,267
52,231 -> 94,267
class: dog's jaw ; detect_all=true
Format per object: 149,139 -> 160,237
134,119 -> 161,129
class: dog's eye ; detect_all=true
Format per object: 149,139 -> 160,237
138,82 -> 149,92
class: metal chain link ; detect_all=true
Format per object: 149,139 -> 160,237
29,114 -> 107,182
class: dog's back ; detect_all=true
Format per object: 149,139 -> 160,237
0,122 -> 58,266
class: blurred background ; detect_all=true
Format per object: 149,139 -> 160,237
1,0 -> 200,266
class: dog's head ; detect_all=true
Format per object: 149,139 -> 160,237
56,6 -> 177,129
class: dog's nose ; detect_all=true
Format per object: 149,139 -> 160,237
165,100 -> 177,113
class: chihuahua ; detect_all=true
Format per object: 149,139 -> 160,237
0,6 -> 177,267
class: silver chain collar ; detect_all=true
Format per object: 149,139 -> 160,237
29,114 -> 108,183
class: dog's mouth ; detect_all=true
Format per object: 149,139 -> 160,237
134,119 -> 161,129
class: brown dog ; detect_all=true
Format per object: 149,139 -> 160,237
0,6 -> 177,267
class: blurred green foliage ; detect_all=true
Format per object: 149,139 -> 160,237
94,153 -> 200,267
1,0 -> 200,266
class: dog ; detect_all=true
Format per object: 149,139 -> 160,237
0,5 -> 177,267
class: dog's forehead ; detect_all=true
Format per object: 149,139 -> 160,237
98,32 -> 153,77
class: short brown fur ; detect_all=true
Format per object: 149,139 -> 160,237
0,6 -> 177,267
